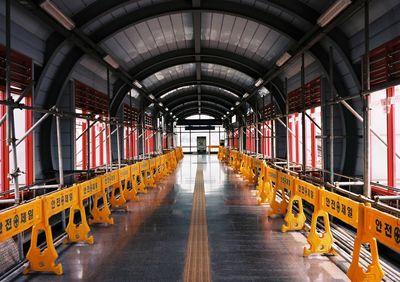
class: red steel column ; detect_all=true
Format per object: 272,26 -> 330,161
91,125 -> 96,168
311,108 -> 316,168
387,87 -> 396,187
0,90 -> 10,192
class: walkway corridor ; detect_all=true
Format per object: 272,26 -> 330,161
18,155 -> 348,282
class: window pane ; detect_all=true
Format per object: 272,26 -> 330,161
371,89 -> 388,184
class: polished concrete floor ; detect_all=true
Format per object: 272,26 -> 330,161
17,154 -> 348,281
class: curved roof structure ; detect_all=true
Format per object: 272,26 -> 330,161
7,0 -> 400,178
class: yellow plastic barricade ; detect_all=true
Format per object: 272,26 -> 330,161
268,171 -> 292,217
218,146 -> 224,160
303,187 -> 336,257
133,162 -> 147,193
149,158 -> 158,182
25,187 -> 76,275
141,160 -> 156,188
256,161 -> 267,204
347,204 -> 394,281
154,157 -> 162,182
104,170 -> 127,209
264,166 -> 278,204
119,165 -> 137,201
281,177 -> 306,232
65,179 -> 101,245
0,198 -> 42,242
89,175 -> 114,225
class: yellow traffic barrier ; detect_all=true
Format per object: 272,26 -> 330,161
154,156 -> 163,182
25,187 -> 76,275
256,161 -> 267,204
89,175 -> 114,225
65,179 -> 100,244
119,165 -> 138,201
347,203 -> 391,281
141,160 -> 156,189
149,158 -> 159,183
104,170 -> 127,209
303,187 -> 336,257
281,177 -> 307,232
0,148 -> 184,278
0,198 -> 41,242
133,162 -> 147,194
268,171 -> 291,217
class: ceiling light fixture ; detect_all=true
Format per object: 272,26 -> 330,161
103,55 -> 119,69
243,92 -> 249,99
40,0 -> 75,30
317,0 -> 352,27
133,80 -> 142,89
158,102 -> 163,107
149,94 -> 155,100
254,78 -> 264,87
235,101 -> 240,106
165,107 -> 169,111
275,52 -> 292,67
230,107 -> 234,110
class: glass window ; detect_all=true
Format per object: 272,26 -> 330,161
370,89 -> 388,185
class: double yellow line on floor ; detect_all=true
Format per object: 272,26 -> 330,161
183,164 -> 211,282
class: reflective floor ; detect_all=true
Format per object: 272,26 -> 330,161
17,154 -> 348,281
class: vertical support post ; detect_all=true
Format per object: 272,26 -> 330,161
5,0 -> 23,261
387,87 -> 396,187
56,114 -> 66,229
116,123 -> 121,168
91,124 -> 96,168
255,111 -> 259,155
189,128 -> 192,153
285,78 -> 290,168
301,53 -> 306,174
329,47 -> 335,184
106,68 -> 111,171
86,118 -> 90,178
100,124 -> 104,166
311,107 -> 316,168
363,0 -> 371,198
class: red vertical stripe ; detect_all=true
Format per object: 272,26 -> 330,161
311,108 -> 316,168
0,91 -> 9,192
25,93 -> 33,186
387,87 -> 396,187
91,125 -> 96,168
99,125 -> 104,166
82,122 -> 87,170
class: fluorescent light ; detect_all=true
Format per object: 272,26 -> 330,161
226,111 -> 230,115
149,94 -> 155,99
317,0 -> 352,27
275,52 -> 292,67
243,92 -> 249,99
103,55 -> 119,69
158,102 -> 163,107
40,0 -> 75,30
170,112 -> 173,115
173,115 -> 176,118
230,107 -> 234,110
165,107 -> 169,111
235,101 -> 240,106
10,85 -> 22,91
133,80 -> 142,89
254,78 -> 264,87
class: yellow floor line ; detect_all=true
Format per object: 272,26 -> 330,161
183,164 -> 211,282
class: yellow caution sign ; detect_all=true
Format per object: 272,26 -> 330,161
281,177 -> 306,233
89,175 -> 114,225
104,170 -> 126,209
321,189 -> 359,229
0,198 -> 41,242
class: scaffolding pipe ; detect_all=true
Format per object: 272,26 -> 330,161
329,46 -> 335,185
340,100 -> 400,160
12,109 -> 53,149
374,195 -> 400,201
5,0 -> 23,261
363,0 -> 371,198
301,53 -> 306,174
75,120 -> 97,141
116,124 -> 121,169
335,181 -> 364,186
56,115 -> 66,229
